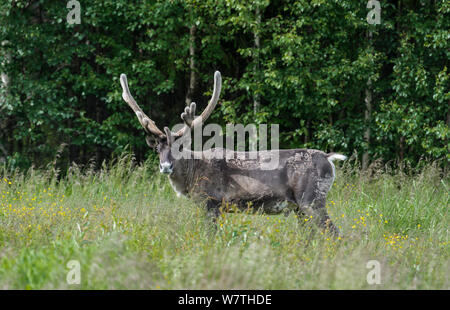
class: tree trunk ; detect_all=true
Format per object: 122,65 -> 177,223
399,135 -> 405,163
0,41 -> 11,160
362,31 -> 373,171
1,41 -> 10,104
185,25 -> 197,106
446,106 -> 449,156
304,118 -> 310,144
362,81 -> 372,170
253,6 -> 261,114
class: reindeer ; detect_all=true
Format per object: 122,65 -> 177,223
119,71 -> 346,235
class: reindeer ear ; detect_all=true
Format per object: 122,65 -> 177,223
145,135 -> 158,149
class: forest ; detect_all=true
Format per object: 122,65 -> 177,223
0,0 -> 448,171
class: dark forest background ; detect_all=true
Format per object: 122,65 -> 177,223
0,0 -> 448,171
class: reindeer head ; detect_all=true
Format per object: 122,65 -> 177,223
119,71 -> 222,174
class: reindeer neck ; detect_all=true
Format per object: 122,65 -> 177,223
169,150 -> 198,195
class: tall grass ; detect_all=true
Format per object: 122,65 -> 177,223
0,155 -> 448,289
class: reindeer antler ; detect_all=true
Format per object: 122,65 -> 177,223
120,74 -> 166,138
173,71 -> 222,137
181,102 -> 196,127
120,71 -> 221,141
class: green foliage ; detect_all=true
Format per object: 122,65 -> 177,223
0,0 -> 448,169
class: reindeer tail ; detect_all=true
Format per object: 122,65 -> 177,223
327,153 -> 347,162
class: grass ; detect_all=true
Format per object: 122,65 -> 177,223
0,155 -> 448,289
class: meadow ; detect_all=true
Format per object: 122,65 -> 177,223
0,155 -> 448,289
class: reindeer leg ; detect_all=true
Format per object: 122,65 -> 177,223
293,185 -> 340,237
309,196 -> 340,236
205,199 -> 221,231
